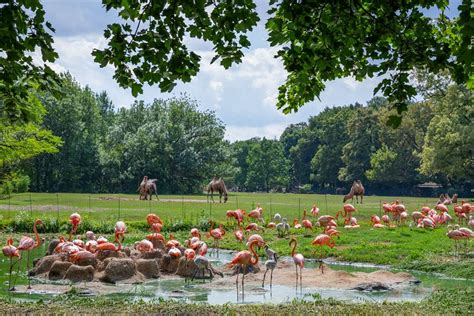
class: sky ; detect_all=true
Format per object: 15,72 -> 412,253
41,0 -> 459,141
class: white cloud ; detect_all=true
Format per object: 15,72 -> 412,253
225,123 -> 287,142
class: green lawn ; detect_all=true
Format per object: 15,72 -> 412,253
0,192 -> 472,278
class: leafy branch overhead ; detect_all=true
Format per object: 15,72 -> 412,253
92,0 -> 260,95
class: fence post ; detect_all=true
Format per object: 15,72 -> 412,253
298,198 -> 301,220
270,196 -> 272,219
56,193 -> 59,221
181,196 -> 184,219
209,202 -> 212,218
29,194 -> 33,217
8,194 -> 11,220
379,200 -> 382,218
89,195 -> 91,217
148,198 -> 151,212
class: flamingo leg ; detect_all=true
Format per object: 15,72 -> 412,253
270,268 -> 273,289
26,250 -> 31,289
12,255 -> 23,291
8,257 -> 13,291
299,266 -> 302,289
295,264 -> 298,288
262,267 -> 268,288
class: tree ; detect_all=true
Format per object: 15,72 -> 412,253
245,138 -> 289,192
420,84 -> 474,181
310,106 -> 354,189
99,96 -> 228,194
230,138 -> 259,191
338,105 -> 381,183
2,1 -> 471,125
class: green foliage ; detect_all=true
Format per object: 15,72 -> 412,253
0,0 -> 60,125
266,1 -> 469,121
420,84 -> 474,180
92,0 -> 259,96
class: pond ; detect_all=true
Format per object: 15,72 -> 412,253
1,244 -> 472,305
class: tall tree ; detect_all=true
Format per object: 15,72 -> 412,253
420,84 -> 473,182
245,138 -> 289,192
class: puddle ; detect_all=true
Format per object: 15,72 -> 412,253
1,244 -> 472,305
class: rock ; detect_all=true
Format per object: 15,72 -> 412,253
160,254 -> 180,273
49,261 -> 73,280
95,250 -> 121,261
100,258 -> 137,283
73,253 -> 98,269
135,259 -> 160,279
46,239 -> 60,255
123,247 -> 132,257
176,257 -> 198,277
352,282 -> 392,291
65,265 -> 95,283
139,249 -> 163,260
97,257 -> 113,272
30,255 -> 63,276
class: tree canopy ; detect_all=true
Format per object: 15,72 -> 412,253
1,0 -> 472,126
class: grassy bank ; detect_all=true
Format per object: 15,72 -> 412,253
1,288 -> 472,315
0,192 -> 472,279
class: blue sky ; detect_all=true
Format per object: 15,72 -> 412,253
42,0 -> 459,141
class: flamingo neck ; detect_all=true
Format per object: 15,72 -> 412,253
290,240 -> 296,257
249,242 -> 258,265
117,239 -> 122,251
34,221 -> 41,247
303,210 -> 307,220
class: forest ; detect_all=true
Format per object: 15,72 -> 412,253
1,71 -> 471,197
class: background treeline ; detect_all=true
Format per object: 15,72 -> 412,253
3,72 -> 473,197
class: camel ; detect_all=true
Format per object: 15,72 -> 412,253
343,180 -> 365,204
207,177 -> 228,203
437,193 -> 458,205
138,176 -> 159,201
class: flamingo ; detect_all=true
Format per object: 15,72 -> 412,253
302,210 -> 313,234
190,228 -> 201,238
168,246 -> 182,258
208,223 -> 223,256
192,255 -> 223,281
245,222 -> 261,232
311,205 -> 320,217
336,204 -> 356,222
318,215 -> 336,228
246,234 -> 265,248
234,228 -> 244,243
146,213 -> 163,226
248,207 -> 263,222
276,218 -> 290,237
312,234 -> 335,273
69,250 -> 95,265
381,215 -> 390,225
97,236 -> 108,244
469,216 -> 474,229
229,239 -> 259,296
136,239 -> 154,253
166,233 -> 181,249
85,231 -> 96,241
289,237 -> 304,288
69,213 -> 81,241
2,238 -> 20,291
17,219 -> 43,289
114,221 -> 126,243
446,225 -> 465,255
151,222 -> 163,233
262,253 -> 277,289
92,239 -> 122,252
293,219 -> 302,229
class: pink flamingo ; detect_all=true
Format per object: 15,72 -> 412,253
190,228 -> 201,238
312,234 -> 335,273
69,213 -> 81,241
246,234 -> 265,248
114,221 -> 126,243
381,215 -> 390,225
2,238 -> 21,291
229,239 -> 259,297
336,204 -> 357,222
302,210 -> 313,234
208,223 -> 223,256
17,219 -> 43,289
318,215 -> 336,228
289,237 -> 304,288
311,204 -> 320,217
293,219 -> 302,229
234,228 -> 244,243
136,239 -> 154,253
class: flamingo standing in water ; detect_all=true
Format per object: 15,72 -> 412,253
312,234 -> 335,273
229,239 -> 259,297
2,238 -> 20,291
69,213 -> 81,241
289,237 -> 304,289
17,219 -> 43,289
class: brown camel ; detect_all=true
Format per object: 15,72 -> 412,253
343,180 -> 365,204
138,176 -> 159,201
207,177 -> 228,203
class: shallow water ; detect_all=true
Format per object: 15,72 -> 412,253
1,245 -> 472,305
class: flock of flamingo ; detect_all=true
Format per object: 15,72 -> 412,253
2,199 -> 473,295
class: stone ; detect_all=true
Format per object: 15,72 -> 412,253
101,258 -> 137,283
65,265 -> 95,283
30,255 -> 63,276
352,282 -> 392,291
160,254 -> 180,273
49,261 -> 73,280
135,259 -> 160,279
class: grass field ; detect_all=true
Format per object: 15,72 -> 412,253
0,192 -> 472,278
